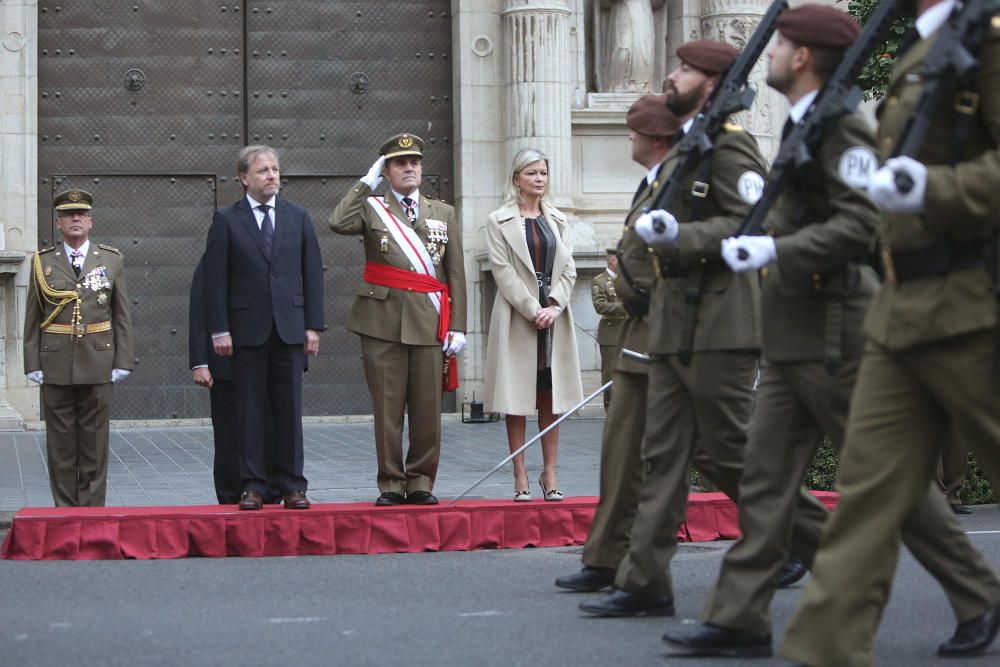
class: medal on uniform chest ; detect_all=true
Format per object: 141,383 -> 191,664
425,219 -> 448,266
45,265 -> 52,277
380,234 -> 389,253
82,266 -> 112,292
97,292 -> 108,305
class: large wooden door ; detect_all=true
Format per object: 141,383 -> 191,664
37,1 -> 455,418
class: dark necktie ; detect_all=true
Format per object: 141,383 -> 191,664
631,177 -> 648,206
258,204 -> 274,255
401,197 -> 417,225
71,250 -> 83,277
781,118 -> 795,143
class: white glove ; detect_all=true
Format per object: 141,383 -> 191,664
635,209 -> 679,247
721,236 -> 777,272
111,369 -> 131,384
361,155 -> 386,191
443,331 -> 466,356
26,371 -> 43,385
868,156 -> 927,214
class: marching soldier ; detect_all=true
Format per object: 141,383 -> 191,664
555,95 -> 678,592
579,41 -> 829,618
591,248 -> 627,410
330,133 -> 467,506
660,5 -> 1000,658
782,0 -> 1000,663
23,189 -> 134,507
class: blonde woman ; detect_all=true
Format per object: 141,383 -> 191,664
484,149 -> 584,502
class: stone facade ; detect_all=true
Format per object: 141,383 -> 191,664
1,0 -> 786,421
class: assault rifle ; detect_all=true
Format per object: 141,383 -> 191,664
648,0 -> 788,227
734,0 -> 903,240
892,0 -> 1000,192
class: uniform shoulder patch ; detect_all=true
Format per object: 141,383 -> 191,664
838,146 -> 878,188
737,171 -> 765,204
36,246 -> 55,254
97,243 -> 122,255
723,123 -> 745,133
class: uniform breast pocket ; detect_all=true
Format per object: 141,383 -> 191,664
357,283 -> 389,300
92,331 -> 114,352
40,332 -> 65,354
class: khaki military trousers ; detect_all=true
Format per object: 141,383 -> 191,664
782,332 -> 1000,667
705,359 -> 999,635
581,367 -> 646,569
360,336 -> 443,495
598,344 -> 616,409
937,438 -> 969,505
614,352 -> 829,594
42,382 -> 113,507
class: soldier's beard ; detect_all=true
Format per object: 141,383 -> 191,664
666,81 -> 708,118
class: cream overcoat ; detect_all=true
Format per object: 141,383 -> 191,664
483,201 -> 583,415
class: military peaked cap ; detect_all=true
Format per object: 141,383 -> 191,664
53,189 -> 94,211
380,133 -> 424,160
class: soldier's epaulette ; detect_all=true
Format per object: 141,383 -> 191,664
97,243 -> 122,255
723,123 -> 745,133
36,246 -> 55,254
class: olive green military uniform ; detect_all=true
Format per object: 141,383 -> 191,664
580,178 -> 658,570
329,143 -> 467,496
703,111 -> 1000,638
612,127 -> 830,595
783,19 -> 1000,667
23,194 -> 134,507
591,268 -> 627,409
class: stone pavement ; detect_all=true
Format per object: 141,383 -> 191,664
0,415 -> 607,517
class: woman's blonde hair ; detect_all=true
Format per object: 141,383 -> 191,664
502,148 -> 551,207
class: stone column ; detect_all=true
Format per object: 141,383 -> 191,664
502,0 -> 574,208
0,0 -> 37,426
700,0 -> 787,162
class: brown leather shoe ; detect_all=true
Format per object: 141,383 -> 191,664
283,490 -> 310,510
238,489 -> 263,511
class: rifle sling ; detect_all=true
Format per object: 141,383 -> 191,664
677,156 -> 715,366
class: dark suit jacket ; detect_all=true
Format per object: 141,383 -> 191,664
189,258 -> 233,381
203,196 -> 325,346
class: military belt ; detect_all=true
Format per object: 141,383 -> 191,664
889,238 -> 985,283
43,320 -> 112,336
601,315 -> 627,321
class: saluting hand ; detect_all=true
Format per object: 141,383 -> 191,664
361,156 -> 386,191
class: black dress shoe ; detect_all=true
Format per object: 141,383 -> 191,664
777,556 -> 809,589
406,490 -> 439,505
375,491 -> 405,506
662,622 -> 773,658
555,566 -> 616,592
951,503 -> 973,515
578,588 -> 675,617
939,603 -> 1000,656
238,489 -> 263,511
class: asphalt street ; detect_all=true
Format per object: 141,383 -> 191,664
1,509 -> 998,666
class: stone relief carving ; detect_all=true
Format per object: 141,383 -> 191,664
592,0 -> 666,93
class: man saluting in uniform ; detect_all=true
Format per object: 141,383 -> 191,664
330,134 -> 467,506
24,189 -> 134,507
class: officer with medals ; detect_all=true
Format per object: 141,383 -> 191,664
23,189 -> 134,507
330,134 -> 467,506
782,0 -> 1000,663
659,6 -> 1000,659
579,40 -> 829,618
591,248 -> 627,411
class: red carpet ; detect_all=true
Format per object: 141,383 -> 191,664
0,492 -> 839,561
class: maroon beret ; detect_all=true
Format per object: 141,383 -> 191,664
626,94 -> 680,138
777,4 -> 860,49
676,40 -> 738,74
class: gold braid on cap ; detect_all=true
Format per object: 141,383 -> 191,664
32,252 -> 82,334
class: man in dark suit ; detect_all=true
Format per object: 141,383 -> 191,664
202,145 -> 325,510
